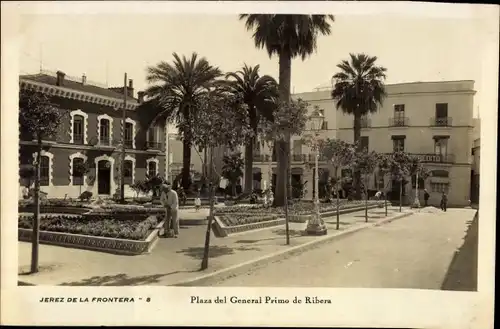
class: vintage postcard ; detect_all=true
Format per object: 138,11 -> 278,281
1,1 -> 497,328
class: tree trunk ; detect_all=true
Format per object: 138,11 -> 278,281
201,147 -> 215,270
399,179 -> 403,212
244,137 -> 254,194
353,112 -> 362,200
284,161 -> 290,245
274,48 -> 292,207
181,138 -> 192,192
364,176 -> 368,222
31,140 -> 42,273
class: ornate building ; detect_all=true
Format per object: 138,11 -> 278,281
18,70 -> 167,199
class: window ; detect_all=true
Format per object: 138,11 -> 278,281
392,136 -> 405,152
148,161 -> 157,177
100,119 -> 110,145
147,126 -> 161,149
434,137 -> 448,156
73,115 -> 84,145
293,140 -> 302,155
360,136 -> 369,151
40,156 -> 49,186
431,182 -> 449,193
72,158 -> 85,186
124,122 -> 133,148
394,104 -> 405,117
123,160 -> 133,185
435,103 -> 448,118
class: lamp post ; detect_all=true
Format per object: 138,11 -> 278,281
305,109 -> 328,236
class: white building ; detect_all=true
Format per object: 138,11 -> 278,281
249,80 -> 477,207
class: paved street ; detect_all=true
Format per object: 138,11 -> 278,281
210,208 -> 477,290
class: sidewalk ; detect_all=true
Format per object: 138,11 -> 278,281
18,206 -> 413,286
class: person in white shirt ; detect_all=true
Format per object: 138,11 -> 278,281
194,192 -> 201,212
160,183 -> 179,238
375,190 -> 382,200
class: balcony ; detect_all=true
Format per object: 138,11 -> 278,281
146,141 -> 164,151
97,137 -> 112,147
73,134 -> 84,145
292,154 -> 307,162
357,117 -> 371,128
430,117 -> 453,127
124,140 -> 134,149
253,154 -> 270,162
389,117 -> 409,127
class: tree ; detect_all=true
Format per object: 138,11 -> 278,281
240,14 -> 335,206
19,89 -> 64,273
316,138 -> 356,229
221,152 -> 244,198
222,64 -> 278,194
187,90 -> 252,270
331,53 -> 387,199
389,151 -> 412,212
354,150 -> 379,222
260,98 -> 308,244
408,155 -> 431,208
144,52 -> 222,191
375,153 -> 394,216
72,159 -> 90,197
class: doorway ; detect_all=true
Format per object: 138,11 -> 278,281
97,160 -> 111,195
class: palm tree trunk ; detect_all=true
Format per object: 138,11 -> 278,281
244,137 -> 254,194
274,48 -> 292,207
335,168 -> 340,230
353,113 -> 362,200
201,147 -> 215,270
399,179 -> 403,212
181,138 -> 192,192
364,176 -> 368,222
31,139 -> 42,273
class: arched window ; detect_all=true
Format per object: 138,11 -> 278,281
99,118 -> 110,145
123,160 -> 133,185
72,157 -> 85,186
40,156 -> 50,186
73,115 -> 84,145
148,161 -> 157,177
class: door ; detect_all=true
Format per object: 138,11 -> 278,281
97,160 -> 111,195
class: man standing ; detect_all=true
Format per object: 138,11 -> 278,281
440,191 -> 448,212
423,189 -> 430,207
160,183 -> 180,238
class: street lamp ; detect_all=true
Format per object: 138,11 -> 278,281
306,109 -> 328,236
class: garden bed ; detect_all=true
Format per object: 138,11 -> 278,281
18,214 -> 164,255
211,200 -> 386,235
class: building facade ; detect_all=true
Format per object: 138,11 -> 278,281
18,70 -> 167,199
249,80 -> 477,207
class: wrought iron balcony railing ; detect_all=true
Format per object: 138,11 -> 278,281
253,154 -> 270,162
389,117 -> 409,127
124,140 -> 134,149
146,141 -> 164,150
292,154 -> 307,162
357,117 -> 371,128
430,117 -> 453,127
73,134 -> 84,145
385,152 -> 455,164
98,137 -> 111,146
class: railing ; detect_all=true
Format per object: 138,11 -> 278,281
98,137 -> 111,147
73,134 -> 84,145
124,140 -> 133,149
430,117 -> 453,127
389,117 -> 409,127
146,141 -> 163,150
251,153 -> 328,162
292,154 -> 306,162
358,117 -> 371,128
253,154 -> 269,162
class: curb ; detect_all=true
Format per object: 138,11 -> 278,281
173,211 -> 413,287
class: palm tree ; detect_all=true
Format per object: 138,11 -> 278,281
144,52 -> 222,191
240,14 -> 335,206
223,64 -> 278,194
331,53 -> 387,199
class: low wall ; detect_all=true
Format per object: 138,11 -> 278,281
18,216 -> 165,256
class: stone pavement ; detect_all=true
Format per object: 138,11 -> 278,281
18,206 -> 412,286
210,207 -> 478,289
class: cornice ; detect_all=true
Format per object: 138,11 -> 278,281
19,79 -> 139,111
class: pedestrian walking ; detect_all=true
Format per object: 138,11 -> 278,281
375,190 -> 382,200
440,191 -> 448,212
423,189 -> 430,207
160,183 -> 180,238
194,192 -> 201,212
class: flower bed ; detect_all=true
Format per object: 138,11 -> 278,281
218,214 -> 279,227
18,214 -> 158,241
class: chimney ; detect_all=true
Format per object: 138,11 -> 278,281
137,91 -> 145,104
82,74 -> 87,85
127,79 -> 134,98
56,71 -> 66,86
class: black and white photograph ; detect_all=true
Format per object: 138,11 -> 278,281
1,1 -> 497,328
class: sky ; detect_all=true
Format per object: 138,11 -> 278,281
16,3 -> 499,118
